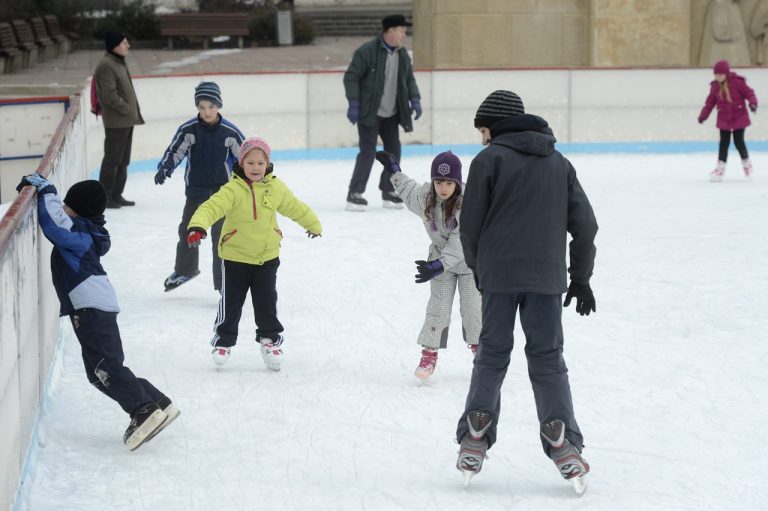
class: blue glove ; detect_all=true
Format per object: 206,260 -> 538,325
375,150 -> 401,173
347,100 -> 360,124
410,98 -> 422,120
415,259 -> 443,283
16,173 -> 53,194
154,168 -> 172,185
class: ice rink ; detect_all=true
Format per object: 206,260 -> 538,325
13,151 -> 768,510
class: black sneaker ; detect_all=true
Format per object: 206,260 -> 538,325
124,402 -> 167,451
114,195 -> 135,206
144,396 -> 180,443
382,191 -> 404,209
346,192 -> 367,212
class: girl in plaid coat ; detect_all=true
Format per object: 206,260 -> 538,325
376,150 -> 481,381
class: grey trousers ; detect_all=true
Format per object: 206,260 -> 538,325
418,271 -> 481,349
457,291 -> 583,454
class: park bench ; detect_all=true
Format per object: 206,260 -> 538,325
29,17 -> 58,58
43,15 -> 76,54
12,19 -> 46,62
0,22 -> 23,72
159,13 -> 250,50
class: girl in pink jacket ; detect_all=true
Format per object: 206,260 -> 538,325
698,60 -> 758,182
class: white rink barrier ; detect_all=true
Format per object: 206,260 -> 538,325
0,92 -> 88,511
82,66 -> 768,170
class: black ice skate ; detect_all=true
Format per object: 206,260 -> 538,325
382,191 -> 404,209
164,270 -> 200,292
143,396 -> 181,444
540,419 -> 590,495
345,192 -> 367,212
123,402 -> 167,451
456,411 -> 492,488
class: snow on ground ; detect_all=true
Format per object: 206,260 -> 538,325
14,152 -> 768,510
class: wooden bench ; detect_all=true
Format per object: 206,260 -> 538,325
0,22 -> 23,72
11,20 -> 44,63
43,15 -> 76,54
159,13 -> 250,50
29,17 -> 58,58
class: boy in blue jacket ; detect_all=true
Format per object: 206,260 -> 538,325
155,81 -> 245,292
17,174 -> 179,450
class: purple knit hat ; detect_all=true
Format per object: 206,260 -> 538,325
431,151 -> 462,184
238,137 -> 271,166
713,60 -> 730,74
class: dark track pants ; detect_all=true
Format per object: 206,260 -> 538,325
211,258 -> 283,347
69,308 -> 164,415
99,127 -> 133,200
348,114 -> 401,196
175,197 -> 223,290
457,291 -> 583,453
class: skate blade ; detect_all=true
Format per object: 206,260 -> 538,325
345,203 -> 366,212
125,409 -> 167,451
382,201 -> 404,209
462,470 -> 475,488
571,475 -> 587,496
144,405 -> 180,444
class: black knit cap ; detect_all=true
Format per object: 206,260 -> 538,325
382,14 -> 412,30
104,30 -> 126,52
474,90 -> 525,129
64,180 -> 107,218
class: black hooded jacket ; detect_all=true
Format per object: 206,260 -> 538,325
460,114 -> 598,294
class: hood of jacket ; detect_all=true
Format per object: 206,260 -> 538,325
80,214 -> 111,257
489,114 -> 556,157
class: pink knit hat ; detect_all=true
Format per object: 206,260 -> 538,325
713,60 -> 730,75
238,137 -> 271,166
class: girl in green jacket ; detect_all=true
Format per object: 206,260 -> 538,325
187,137 -> 322,370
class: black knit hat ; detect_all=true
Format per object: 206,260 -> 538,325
64,180 -> 107,218
382,14 -> 412,30
474,90 -> 525,129
195,81 -> 223,108
104,30 -> 126,52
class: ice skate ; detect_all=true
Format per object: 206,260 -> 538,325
709,160 -> 726,182
144,396 -> 181,443
211,346 -> 231,366
123,402 -> 167,451
456,411 -> 492,487
382,191 -> 404,209
164,270 -> 200,292
742,158 -> 753,179
414,349 -> 438,381
540,419 -> 590,495
346,192 -> 367,212
259,336 -> 284,371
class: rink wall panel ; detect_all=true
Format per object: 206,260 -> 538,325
0,93 -> 88,511
80,66 -> 768,171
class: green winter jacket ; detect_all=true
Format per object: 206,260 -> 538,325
93,53 -> 144,129
343,35 -> 420,132
188,173 -> 322,266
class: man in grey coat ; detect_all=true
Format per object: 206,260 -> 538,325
343,14 -> 421,211
455,90 -> 598,492
93,30 -> 144,209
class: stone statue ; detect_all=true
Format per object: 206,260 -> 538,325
740,0 -> 761,62
700,0 -> 752,66
750,0 -> 768,63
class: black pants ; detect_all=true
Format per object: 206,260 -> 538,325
212,258 -> 283,347
457,291 -> 583,454
348,114 -> 401,196
719,128 -> 749,162
175,197 -> 224,290
99,126 -> 133,199
69,308 -> 164,415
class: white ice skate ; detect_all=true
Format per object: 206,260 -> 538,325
415,349 -> 438,381
259,336 -> 284,371
211,346 -> 231,366
709,160 -> 726,182
540,419 -> 590,496
742,158 -> 753,179
456,411 -> 492,488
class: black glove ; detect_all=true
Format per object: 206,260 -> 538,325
563,282 -> 596,316
306,230 -> 321,239
154,168 -> 172,185
375,151 -> 401,173
415,259 -> 444,284
265,162 -> 274,176
750,103 -> 758,113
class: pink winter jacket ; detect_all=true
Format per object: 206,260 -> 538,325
698,72 -> 758,131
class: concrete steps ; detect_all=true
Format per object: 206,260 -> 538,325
296,4 -> 412,37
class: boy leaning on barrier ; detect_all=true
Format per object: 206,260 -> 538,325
16,173 -> 179,451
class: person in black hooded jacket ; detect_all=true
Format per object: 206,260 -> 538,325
454,91 -> 598,490
17,174 -> 179,451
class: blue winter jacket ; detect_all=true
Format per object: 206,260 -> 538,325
37,187 -> 120,316
157,114 -> 245,199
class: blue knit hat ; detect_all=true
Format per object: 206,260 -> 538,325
195,81 -> 222,108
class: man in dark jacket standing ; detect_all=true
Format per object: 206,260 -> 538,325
343,14 -> 421,211
94,30 -> 144,209
455,90 -> 598,493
